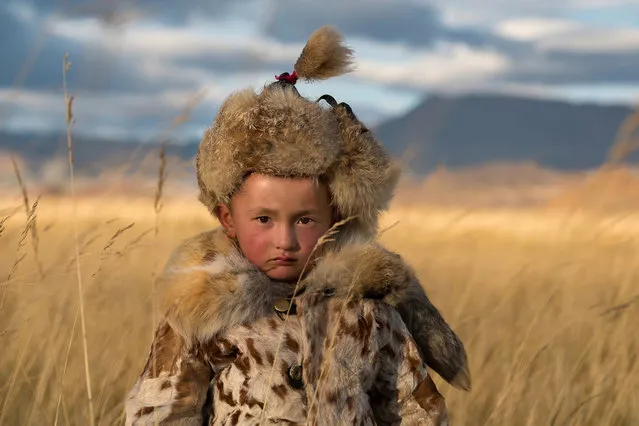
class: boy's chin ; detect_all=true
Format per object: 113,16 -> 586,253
264,266 -> 302,283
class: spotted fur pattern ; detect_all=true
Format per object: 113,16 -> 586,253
297,294 -> 448,426
125,228 -> 456,425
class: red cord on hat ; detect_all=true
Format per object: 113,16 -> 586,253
275,70 -> 298,84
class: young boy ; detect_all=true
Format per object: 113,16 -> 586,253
125,26 -> 470,425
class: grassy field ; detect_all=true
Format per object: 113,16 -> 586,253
0,191 -> 638,425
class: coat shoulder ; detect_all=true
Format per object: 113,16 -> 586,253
304,238 -> 415,306
309,236 -> 472,391
161,227 -> 232,272
157,227 -> 246,343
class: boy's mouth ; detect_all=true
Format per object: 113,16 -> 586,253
273,256 -> 296,265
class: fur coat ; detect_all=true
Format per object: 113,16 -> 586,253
125,228 -> 469,425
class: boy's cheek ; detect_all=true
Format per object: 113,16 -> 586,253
237,226 -> 269,247
300,229 -> 330,254
240,239 -> 270,261
236,233 -> 270,263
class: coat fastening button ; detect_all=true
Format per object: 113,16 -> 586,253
274,298 -> 296,320
287,364 -> 304,389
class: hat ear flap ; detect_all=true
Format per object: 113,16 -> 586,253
196,88 -> 260,213
327,101 -> 401,236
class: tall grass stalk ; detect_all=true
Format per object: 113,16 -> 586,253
1,197 -> 39,311
62,53 -> 95,426
11,156 -> 44,278
152,143 -> 167,426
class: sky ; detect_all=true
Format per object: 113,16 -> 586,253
1,0 -> 639,143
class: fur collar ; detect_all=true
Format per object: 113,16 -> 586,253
158,227 -> 470,391
158,228 -> 411,342
301,238 -> 413,306
158,228 -> 293,344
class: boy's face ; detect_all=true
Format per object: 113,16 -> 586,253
216,173 -> 334,282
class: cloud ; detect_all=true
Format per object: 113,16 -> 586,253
565,0 -> 639,7
494,18 -> 582,41
0,87 -> 225,140
352,42 -> 510,90
486,17 -> 639,86
3,0 -> 639,142
537,27 -> 639,52
437,0 -> 639,31
262,0 -> 515,50
502,49 -> 639,86
0,79 -> 407,140
13,0 -> 639,93
48,12 -> 513,92
255,0 -> 639,93
0,3 -> 190,97
495,17 -> 639,52
16,0 -> 241,24
0,4 -> 76,89
264,0 -> 443,46
51,17 -> 300,79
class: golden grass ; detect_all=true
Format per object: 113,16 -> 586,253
0,193 -> 638,425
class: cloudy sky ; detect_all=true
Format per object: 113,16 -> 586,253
2,0 -> 639,142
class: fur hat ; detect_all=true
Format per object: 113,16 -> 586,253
196,25 -> 400,235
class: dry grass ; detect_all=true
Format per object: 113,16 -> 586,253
0,192 -> 638,425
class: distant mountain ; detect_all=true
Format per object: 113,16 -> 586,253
1,94 -> 636,178
373,94 -> 636,173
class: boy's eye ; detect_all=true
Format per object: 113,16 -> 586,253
298,217 -> 313,225
256,216 -> 270,224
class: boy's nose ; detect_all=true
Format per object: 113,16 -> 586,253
275,225 -> 299,251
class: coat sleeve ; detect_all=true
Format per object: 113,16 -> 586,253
371,305 -> 450,426
125,320 -> 213,425
397,277 -> 471,392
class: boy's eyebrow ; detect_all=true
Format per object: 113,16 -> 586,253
249,207 -> 278,216
249,207 -> 319,216
293,209 -> 317,216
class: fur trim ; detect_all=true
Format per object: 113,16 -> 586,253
294,25 -> 355,81
158,229 -> 295,343
195,26 -> 397,235
302,238 -> 413,305
328,102 -> 402,235
158,229 -> 471,391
